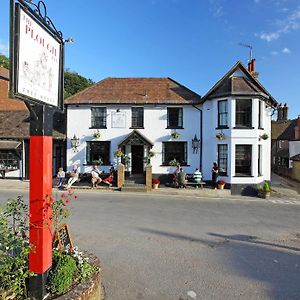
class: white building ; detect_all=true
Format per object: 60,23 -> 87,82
65,61 -> 278,194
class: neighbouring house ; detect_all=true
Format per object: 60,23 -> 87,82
271,104 -> 300,182
65,59 -> 278,194
0,67 -> 66,179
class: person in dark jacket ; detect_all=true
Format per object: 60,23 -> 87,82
211,162 -> 219,189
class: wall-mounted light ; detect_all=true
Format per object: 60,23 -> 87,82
192,134 -> 200,154
70,134 -> 80,152
116,109 -> 120,112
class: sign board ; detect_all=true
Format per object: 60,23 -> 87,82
10,2 -> 64,110
111,112 -> 126,128
53,224 -> 73,252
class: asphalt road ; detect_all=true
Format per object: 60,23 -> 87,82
1,189 -> 300,300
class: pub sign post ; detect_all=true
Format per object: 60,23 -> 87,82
9,0 -> 64,298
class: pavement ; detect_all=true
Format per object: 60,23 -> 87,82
1,173 -> 299,201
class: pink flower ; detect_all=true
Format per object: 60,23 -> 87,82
74,195 -> 78,199
28,213 -> 32,218
61,193 -> 66,198
65,199 -> 70,204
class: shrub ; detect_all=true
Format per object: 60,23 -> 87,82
263,181 -> 270,192
48,251 -> 78,296
0,196 -> 33,299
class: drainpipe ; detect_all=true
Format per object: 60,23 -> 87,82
192,105 -> 203,172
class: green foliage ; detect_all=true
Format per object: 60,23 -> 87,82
64,70 -> 94,99
0,54 -> 9,69
263,181 -> 270,192
169,158 -> 179,166
0,197 -> 33,299
48,250 -> 78,296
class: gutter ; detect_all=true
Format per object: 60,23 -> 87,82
192,104 -> 203,172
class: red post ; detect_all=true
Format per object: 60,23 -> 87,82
29,136 -> 53,273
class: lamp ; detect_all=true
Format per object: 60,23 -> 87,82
70,134 -> 80,152
192,134 -> 200,154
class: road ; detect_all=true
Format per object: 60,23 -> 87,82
1,189 -> 300,300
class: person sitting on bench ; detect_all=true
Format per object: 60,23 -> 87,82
178,168 -> 187,188
91,165 -> 102,188
193,168 -> 202,184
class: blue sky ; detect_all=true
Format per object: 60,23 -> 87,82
0,0 -> 299,119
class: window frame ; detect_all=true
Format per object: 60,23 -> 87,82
167,107 -> 183,129
86,141 -> 111,165
218,144 -> 228,176
258,144 -> 262,176
162,141 -> 187,166
0,150 -> 20,170
235,99 -> 252,128
131,107 -> 144,129
217,100 -> 228,129
90,107 -> 107,129
235,144 -> 252,177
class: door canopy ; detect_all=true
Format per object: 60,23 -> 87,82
118,130 -> 153,148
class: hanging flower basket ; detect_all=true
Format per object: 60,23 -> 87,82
260,133 -> 269,140
216,132 -> 225,140
171,132 -> 180,139
114,148 -> 123,158
93,130 -> 101,139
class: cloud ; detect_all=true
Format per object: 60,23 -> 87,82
0,40 -> 8,55
271,51 -> 279,55
209,0 -> 224,17
282,47 -> 291,54
258,6 -> 300,42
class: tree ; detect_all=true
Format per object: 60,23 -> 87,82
0,54 -> 9,69
64,70 -> 94,99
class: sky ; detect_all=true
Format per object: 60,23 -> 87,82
0,0 -> 299,119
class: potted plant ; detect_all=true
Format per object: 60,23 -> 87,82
216,132 -> 225,140
258,181 -> 271,199
92,158 -> 103,166
260,133 -> 269,140
93,130 -> 101,139
217,180 -> 225,189
169,158 -> 179,166
171,132 -> 180,139
152,178 -> 160,189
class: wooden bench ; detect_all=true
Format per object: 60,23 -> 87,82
186,181 -> 206,189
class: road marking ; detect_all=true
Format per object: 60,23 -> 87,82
187,290 -> 197,299
269,199 -> 300,205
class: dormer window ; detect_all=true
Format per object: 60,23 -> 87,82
235,99 -> 252,128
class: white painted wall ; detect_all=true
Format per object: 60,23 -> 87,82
67,105 -> 201,174
201,96 -> 271,184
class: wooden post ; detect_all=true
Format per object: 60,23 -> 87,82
146,164 -> 152,192
117,163 -> 125,189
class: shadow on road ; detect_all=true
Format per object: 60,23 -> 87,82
138,228 -> 300,299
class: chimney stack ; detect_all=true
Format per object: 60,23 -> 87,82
282,103 -> 288,121
295,115 -> 300,140
247,59 -> 259,79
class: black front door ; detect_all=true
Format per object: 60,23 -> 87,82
131,145 -> 144,174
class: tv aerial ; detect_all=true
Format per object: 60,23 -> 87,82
239,43 -> 253,62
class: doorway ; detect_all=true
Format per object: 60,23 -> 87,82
131,145 -> 144,174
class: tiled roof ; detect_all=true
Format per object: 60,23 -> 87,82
271,119 -> 297,141
290,154 -> 300,161
65,77 -> 201,105
0,67 -> 9,80
201,61 -> 277,106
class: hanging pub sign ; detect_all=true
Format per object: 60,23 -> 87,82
10,0 -> 64,110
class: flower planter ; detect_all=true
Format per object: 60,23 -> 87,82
218,184 -> 225,190
54,252 -> 103,300
258,191 -> 270,199
153,183 -> 159,190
